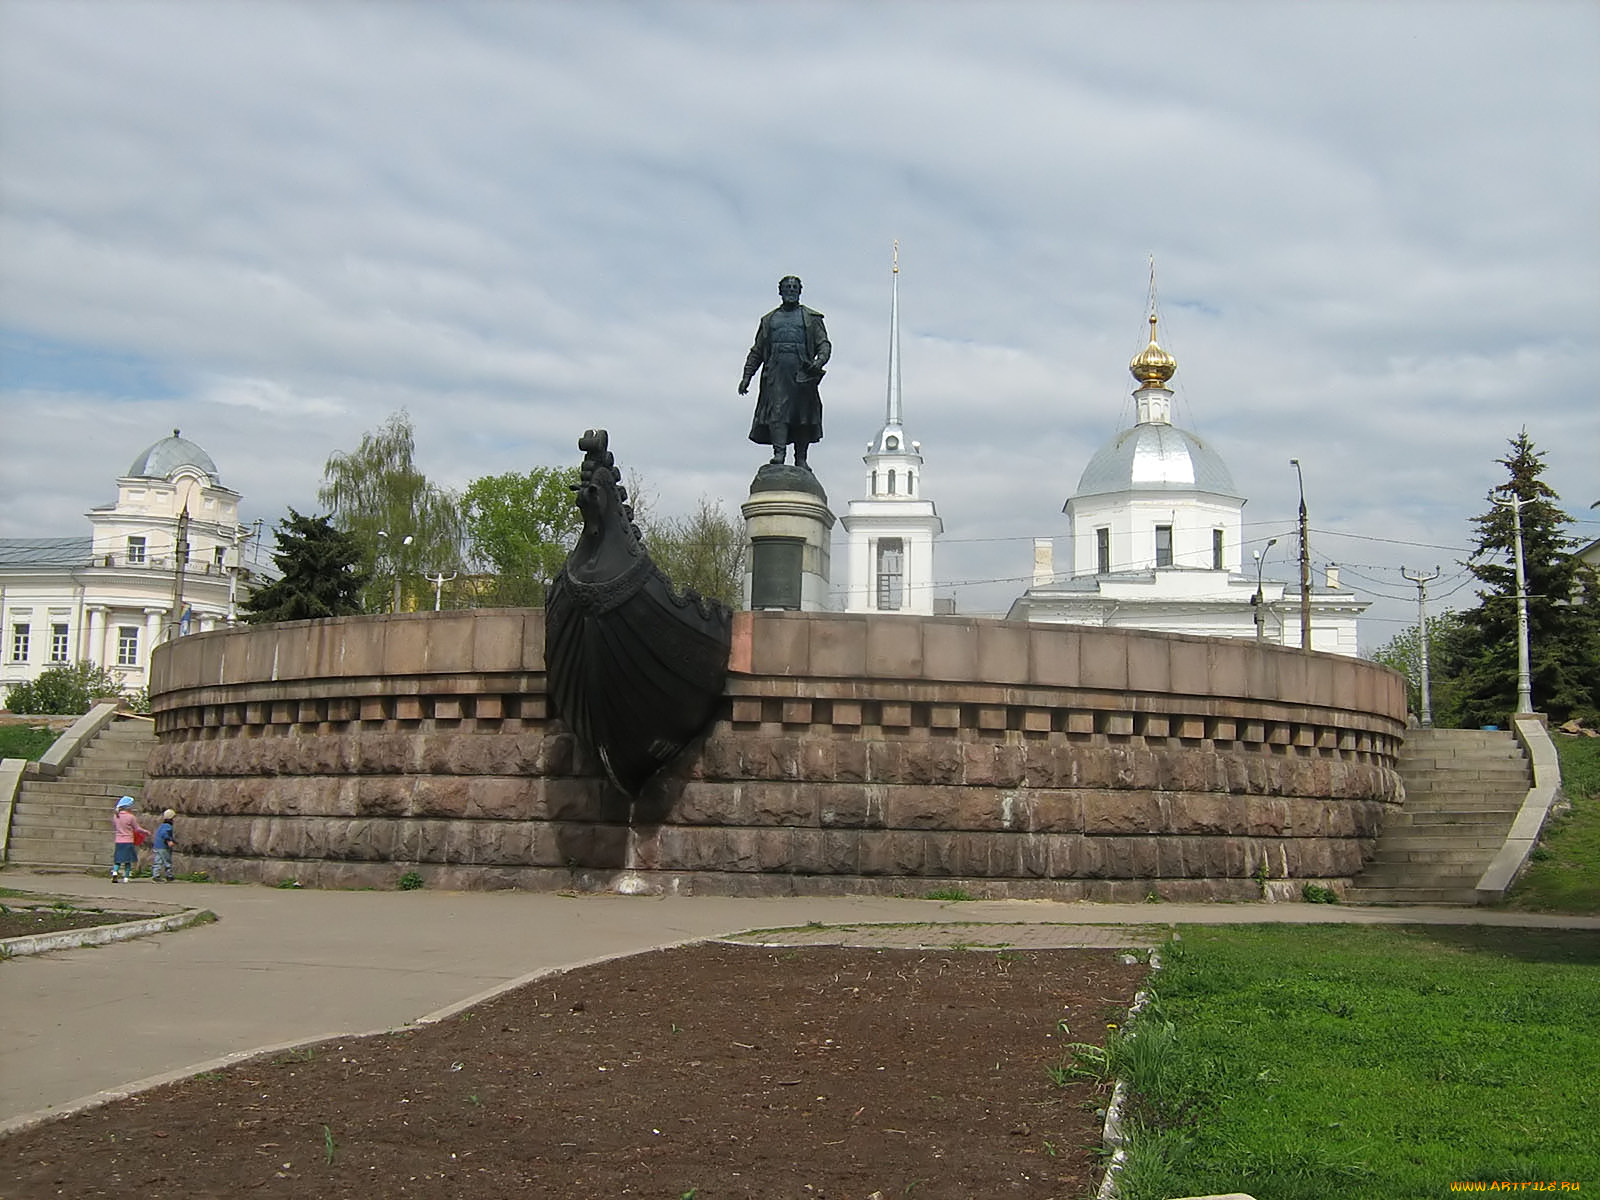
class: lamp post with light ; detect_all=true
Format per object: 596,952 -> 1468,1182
1290,458 -> 1311,651
1252,538 -> 1278,644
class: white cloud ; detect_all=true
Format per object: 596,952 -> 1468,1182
1,0 -> 1595,644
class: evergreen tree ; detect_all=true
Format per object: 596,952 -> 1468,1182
241,509 -> 371,624
1450,431 -> 1600,726
318,410 -> 463,612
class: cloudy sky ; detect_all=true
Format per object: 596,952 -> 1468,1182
2,0 -> 1596,647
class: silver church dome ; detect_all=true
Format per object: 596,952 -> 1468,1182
1073,423 -> 1239,499
126,429 -> 220,482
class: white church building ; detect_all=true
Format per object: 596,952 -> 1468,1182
0,430 -> 262,698
1007,313 -> 1367,654
840,248 -> 944,615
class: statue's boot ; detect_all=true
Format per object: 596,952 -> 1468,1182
770,424 -> 788,465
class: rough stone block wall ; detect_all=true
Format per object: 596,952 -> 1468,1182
145,610 -> 1406,898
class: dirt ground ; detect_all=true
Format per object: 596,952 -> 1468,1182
0,941 -> 1148,1199
0,906 -> 143,940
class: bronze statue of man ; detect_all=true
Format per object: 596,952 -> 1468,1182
739,275 -> 831,469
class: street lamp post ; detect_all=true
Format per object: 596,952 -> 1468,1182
1290,459 -> 1311,652
1492,494 -> 1534,715
425,571 -> 458,612
1252,538 -> 1278,644
1400,565 -> 1442,727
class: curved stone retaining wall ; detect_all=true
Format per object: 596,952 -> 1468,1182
146,610 -> 1407,900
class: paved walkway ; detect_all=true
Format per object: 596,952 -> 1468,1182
3,867 -> 1597,1132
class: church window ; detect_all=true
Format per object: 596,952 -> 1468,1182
887,469 -> 896,495
10,624 -> 29,663
1096,528 -> 1110,575
907,471 -> 914,496
1155,525 -> 1173,568
876,539 -> 905,611
1213,529 -> 1225,570
871,470 -> 878,495
51,624 -> 70,663
117,626 -> 140,668
126,536 -> 146,564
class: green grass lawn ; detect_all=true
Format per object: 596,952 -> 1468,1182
0,724 -> 62,761
1112,924 -> 1600,1200
1506,735 -> 1600,913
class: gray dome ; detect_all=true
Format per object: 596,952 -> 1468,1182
126,430 -> 220,482
1074,423 -> 1238,499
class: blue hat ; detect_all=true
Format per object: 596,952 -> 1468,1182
116,796 -> 135,808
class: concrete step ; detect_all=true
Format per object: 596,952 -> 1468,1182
1399,769 -> 1531,786
50,763 -> 151,778
1397,811 -> 1518,827
1378,832 -> 1513,851
1395,794 -> 1526,810
1369,847 -> 1498,865
5,838 -> 107,866
1353,862 -> 1483,884
9,808 -> 110,832
1345,885 -> 1483,905
6,826 -> 105,849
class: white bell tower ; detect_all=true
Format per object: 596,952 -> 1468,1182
842,244 -> 943,614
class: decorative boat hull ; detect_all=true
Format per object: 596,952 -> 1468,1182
544,431 -> 733,795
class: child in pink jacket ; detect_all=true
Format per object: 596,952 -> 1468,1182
111,796 -> 149,883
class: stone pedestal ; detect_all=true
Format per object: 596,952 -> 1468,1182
741,466 -> 835,611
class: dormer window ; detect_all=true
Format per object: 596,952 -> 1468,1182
886,435 -> 899,450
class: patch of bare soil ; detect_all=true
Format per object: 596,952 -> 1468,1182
1,943 -> 1147,1199
0,907 -> 144,940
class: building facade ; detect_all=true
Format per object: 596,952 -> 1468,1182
1008,314 -> 1367,654
0,431 -> 261,699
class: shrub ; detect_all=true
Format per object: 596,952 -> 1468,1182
4,662 -> 126,715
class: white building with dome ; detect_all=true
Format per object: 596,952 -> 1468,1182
1007,314 -> 1367,654
0,430 -> 263,698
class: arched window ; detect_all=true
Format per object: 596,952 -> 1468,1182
887,469 -> 896,494
907,471 -> 915,496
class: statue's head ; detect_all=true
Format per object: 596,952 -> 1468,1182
777,276 -> 802,306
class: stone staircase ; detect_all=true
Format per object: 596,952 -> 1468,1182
5,717 -> 157,871
1346,727 -> 1530,905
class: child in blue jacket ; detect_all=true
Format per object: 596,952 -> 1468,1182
152,809 -> 177,882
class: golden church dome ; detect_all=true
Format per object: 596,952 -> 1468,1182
1128,313 -> 1177,390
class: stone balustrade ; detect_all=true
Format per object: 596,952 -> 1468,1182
146,609 -> 1407,899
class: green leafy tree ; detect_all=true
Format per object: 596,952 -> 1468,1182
1449,431 -> 1600,727
1369,611 -> 1469,723
644,496 -> 747,610
241,509 -> 371,624
4,661 -> 127,714
318,411 -> 463,612
461,466 -> 582,607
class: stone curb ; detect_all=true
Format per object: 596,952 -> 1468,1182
0,905 -> 215,959
1096,948 -> 1162,1200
